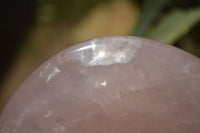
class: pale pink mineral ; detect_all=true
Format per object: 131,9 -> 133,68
0,36 -> 200,133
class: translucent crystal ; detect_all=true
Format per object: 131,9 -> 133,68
1,36 -> 200,133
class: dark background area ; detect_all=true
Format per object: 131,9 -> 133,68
0,0 -> 37,86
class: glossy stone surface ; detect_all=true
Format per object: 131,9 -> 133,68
1,36 -> 200,133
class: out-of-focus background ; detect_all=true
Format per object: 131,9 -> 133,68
0,0 -> 200,111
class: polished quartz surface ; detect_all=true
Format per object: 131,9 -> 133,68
0,36 -> 200,133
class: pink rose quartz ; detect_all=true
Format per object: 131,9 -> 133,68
0,36 -> 200,133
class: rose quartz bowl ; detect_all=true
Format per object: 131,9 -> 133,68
1,36 -> 200,133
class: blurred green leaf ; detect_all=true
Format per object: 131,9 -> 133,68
37,0 -> 114,23
132,0 -> 171,36
148,7 -> 200,44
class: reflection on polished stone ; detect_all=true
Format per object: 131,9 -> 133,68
0,36 -> 200,133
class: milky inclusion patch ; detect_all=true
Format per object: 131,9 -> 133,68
69,37 -> 142,66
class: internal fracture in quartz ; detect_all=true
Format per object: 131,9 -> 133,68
70,37 -> 141,66
0,36 -> 200,133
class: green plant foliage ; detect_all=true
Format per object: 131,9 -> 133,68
37,0 -> 114,23
148,7 -> 200,44
132,0 -> 172,36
